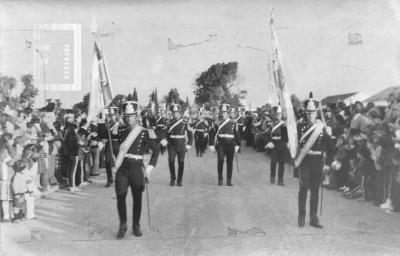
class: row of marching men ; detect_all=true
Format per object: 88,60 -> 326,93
103,103 -> 246,189
101,98 -> 243,238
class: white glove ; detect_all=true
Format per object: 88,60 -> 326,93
209,145 -> 215,152
323,165 -> 330,174
112,167 -> 117,176
243,127 -> 246,132
160,139 -> 168,147
266,142 -> 274,149
235,146 -> 240,153
185,145 -> 191,150
145,165 -> 154,178
204,133 -> 208,138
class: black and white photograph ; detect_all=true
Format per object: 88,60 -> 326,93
1,0 -> 400,255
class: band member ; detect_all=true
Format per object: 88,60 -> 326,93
112,100 -> 160,239
160,104 -> 193,186
265,105 -> 288,186
192,110 -> 208,157
104,105 -> 119,188
295,93 -> 334,229
209,103 -> 241,186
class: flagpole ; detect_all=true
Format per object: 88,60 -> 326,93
92,24 -> 116,167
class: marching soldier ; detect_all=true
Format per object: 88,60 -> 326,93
153,107 -> 167,155
103,105 -> 119,188
192,109 -> 208,157
209,103 -> 241,186
265,105 -> 288,186
295,93 -> 334,229
160,103 -> 193,186
235,107 -> 245,139
112,100 -> 160,239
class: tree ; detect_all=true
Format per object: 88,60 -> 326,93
20,74 -> 38,106
0,75 -> 17,103
73,93 -> 90,114
112,94 -> 126,109
163,88 -> 184,105
194,62 -> 240,108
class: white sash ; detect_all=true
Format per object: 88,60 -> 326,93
214,119 -> 231,145
156,117 -> 162,124
271,121 -> 284,134
169,119 -> 183,133
299,122 -> 318,144
115,125 -> 143,170
195,119 -> 204,128
294,120 -> 325,167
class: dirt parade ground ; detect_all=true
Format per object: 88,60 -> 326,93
2,147 -> 400,256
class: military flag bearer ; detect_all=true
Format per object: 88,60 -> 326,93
112,100 -> 160,239
294,93 -> 334,229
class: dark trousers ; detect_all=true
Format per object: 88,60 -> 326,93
66,155 -> 78,187
168,145 -> 185,183
194,131 -> 205,156
271,161 -> 284,182
115,159 -> 144,226
270,149 -> 285,182
105,161 -> 114,183
298,155 -> 323,221
217,143 -> 234,181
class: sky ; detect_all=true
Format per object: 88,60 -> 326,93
1,0 -> 400,108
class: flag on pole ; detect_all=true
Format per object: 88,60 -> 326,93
87,16 -> 113,123
269,16 -> 298,159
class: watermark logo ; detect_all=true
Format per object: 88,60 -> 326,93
33,23 -> 81,91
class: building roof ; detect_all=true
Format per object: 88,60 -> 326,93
321,92 -> 358,105
364,86 -> 400,103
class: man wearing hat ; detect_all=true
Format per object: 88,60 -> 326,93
160,103 -> 193,186
103,105 -> 120,188
235,107 -> 245,139
295,92 -> 334,229
192,109 -> 209,157
153,107 -> 167,155
265,105 -> 288,186
112,100 -> 160,239
209,103 -> 241,186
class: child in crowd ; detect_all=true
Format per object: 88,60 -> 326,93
356,145 -> 376,201
0,139 -> 15,222
12,160 -> 36,220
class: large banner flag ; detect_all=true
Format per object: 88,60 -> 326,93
87,17 -> 113,123
269,17 -> 298,158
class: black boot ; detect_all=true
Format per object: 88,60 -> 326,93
298,214 -> 305,228
116,223 -> 127,239
309,217 -> 323,229
170,179 -> 175,186
105,180 -> 113,188
278,180 -> 284,186
218,178 -> 223,186
270,177 -> 275,184
227,179 -> 233,186
177,161 -> 184,186
132,224 -> 143,237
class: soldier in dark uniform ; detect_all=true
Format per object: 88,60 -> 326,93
234,107 -> 245,139
296,93 -> 334,229
160,104 -> 193,187
103,106 -> 119,188
209,104 -> 241,186
112,100 -> 160,239
153,107 -> 167,155
192,110 -> 208,157
265,106 -> 288,186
